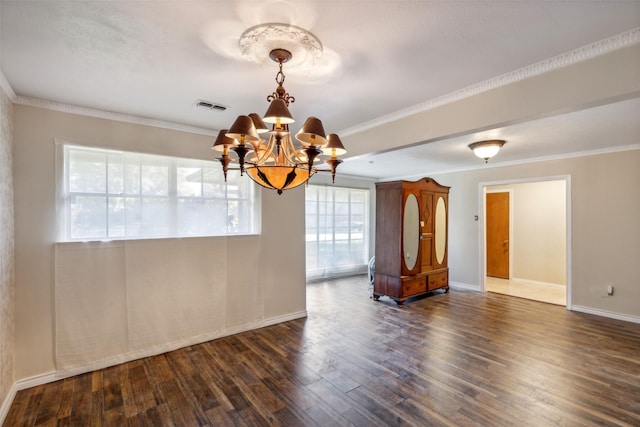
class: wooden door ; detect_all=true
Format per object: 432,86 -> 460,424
486,192 -> 509,279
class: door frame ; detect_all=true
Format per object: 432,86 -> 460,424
477,175 -> 572,310
485,189 -> 513,280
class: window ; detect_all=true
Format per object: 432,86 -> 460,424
60,144 -> 258,241
305,185 -> 370,280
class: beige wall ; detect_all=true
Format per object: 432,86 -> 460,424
489,181 -> 566,285
431,149 -> 640,317
0,85 -> 15,414
12,105 -> 306,380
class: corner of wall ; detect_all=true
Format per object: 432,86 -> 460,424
0,76 -> 16,427
0,71 -> 17,103
0,383 -> 17,425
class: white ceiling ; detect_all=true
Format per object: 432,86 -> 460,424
1,1 -> 639,179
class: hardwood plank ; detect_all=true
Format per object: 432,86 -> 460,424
144,354 -> 174,384
162,350 -> 213,424
259,377 -> 327,426
32,380 -> 64,425
125,361 -> 157,415
90,389 -> 104,427
66,373 -> 92,426
2,384 -> 37,426
91,370 -> 102,393
54,378 -> 74,420
156,379 -> 202,426
5,275 -> 640,426
102,365 -> 124,413
146,404 -> 175,427
204,404 -> 238,426
186,350 -> 235,413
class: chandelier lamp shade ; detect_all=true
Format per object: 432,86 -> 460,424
468,139 -> 506,163
213,43 -> 346,194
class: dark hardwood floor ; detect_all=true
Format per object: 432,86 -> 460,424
5,276 -> 640,426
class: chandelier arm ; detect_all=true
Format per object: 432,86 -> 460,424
294,164 -> 318,173
284,148 -> 306,166
253,138 -> 277,164
253,150 -> 271,164
290,151 -> 307,164
277,135 -> 305,165
288,139 -> 308,164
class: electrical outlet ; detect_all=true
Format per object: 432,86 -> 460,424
607,285 -> 614,296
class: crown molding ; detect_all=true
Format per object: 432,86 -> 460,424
339,27 -> 640,137
7,28 -> 639,140
14,96 -> 218,137
0,71 -> 17,102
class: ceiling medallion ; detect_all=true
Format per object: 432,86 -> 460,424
239,23 -> 323,67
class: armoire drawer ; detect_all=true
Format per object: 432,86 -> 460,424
402,276 -> 427,296
427,271 -> 448,290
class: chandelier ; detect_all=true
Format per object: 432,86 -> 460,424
212,33 -> 346,194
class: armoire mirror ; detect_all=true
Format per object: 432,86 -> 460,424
435,196 -> 447,264
403,194 -> 420,270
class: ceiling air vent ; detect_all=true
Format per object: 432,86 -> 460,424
195,99 -> 227,111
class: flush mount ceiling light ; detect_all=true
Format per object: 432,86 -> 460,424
212,32 -> 345,194
468,140 -> 506,163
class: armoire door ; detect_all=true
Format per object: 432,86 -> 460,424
402,191 -> 421,275
420,191 -> 433,272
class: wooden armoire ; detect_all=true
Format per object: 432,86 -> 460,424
373,178 -> 450,305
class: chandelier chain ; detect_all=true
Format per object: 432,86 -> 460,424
266,60 -> 296,106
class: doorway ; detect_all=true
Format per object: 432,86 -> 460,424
480,178 -> 570,307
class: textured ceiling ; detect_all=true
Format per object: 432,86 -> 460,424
1,1 -> 639,179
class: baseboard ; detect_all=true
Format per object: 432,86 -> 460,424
449,281 -> 481,292
260,310 -> 308,327
511,277 -> 566,289
15,371 -> 58,391
571,306 -> 640,324
0,371 -> 60,424
0,382 -> 18,425
6,309 -> 310,407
